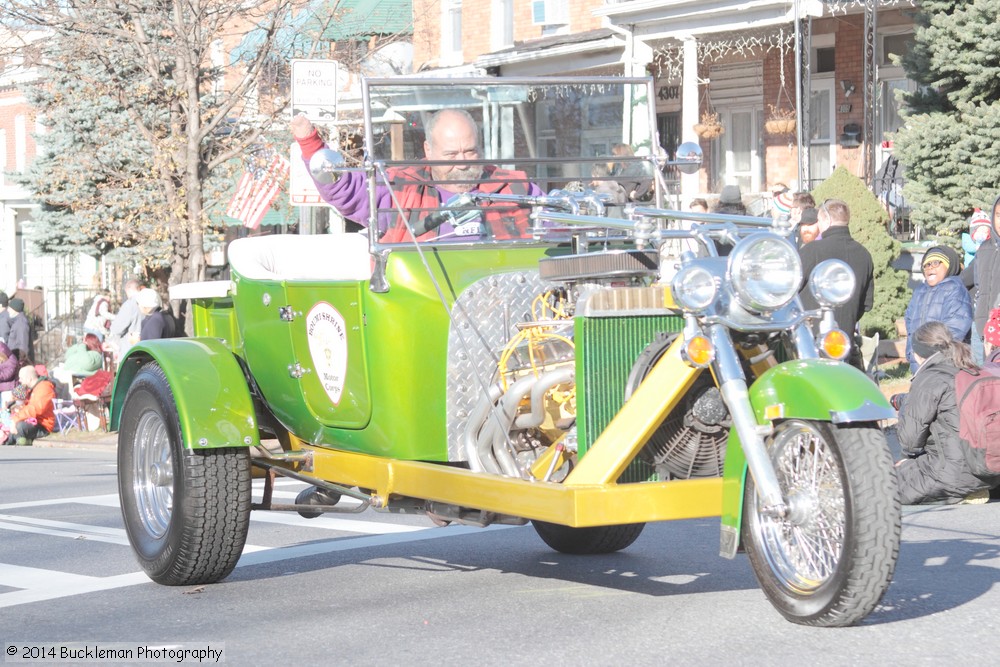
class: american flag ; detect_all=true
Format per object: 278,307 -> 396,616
227,153 -> 291,229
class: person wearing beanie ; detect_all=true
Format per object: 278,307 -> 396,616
5,297 -> 32,363
962,209 -> 992,266
904,245 -> 972,372
894,321 -> 997,505
797,207 -> 820,245
771,190 -> 794,222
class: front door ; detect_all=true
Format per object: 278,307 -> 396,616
718,106 -> 762,193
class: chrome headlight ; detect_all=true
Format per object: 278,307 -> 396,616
809,259 -> 856,307
671,265 -> 717,312
729,234 -> 802,313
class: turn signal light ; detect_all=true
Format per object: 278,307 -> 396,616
821,328 -> 850,360
683,335 -> 715,368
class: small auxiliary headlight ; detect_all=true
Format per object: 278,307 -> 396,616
821,328 -> 851,360
671,266 -> 717,312
683,335 -> 715,368
809,259 -> 856,307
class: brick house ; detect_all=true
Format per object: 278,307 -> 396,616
413,0 -> 916,206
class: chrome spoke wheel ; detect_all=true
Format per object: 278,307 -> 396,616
742,419 -> 901,627
132,409 -> 174,539
753,421 -> 844,593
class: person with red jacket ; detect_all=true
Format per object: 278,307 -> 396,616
292,110 -> 543,242
3,365 -> 55,446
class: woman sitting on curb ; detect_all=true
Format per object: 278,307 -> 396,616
894,321 -> 996,504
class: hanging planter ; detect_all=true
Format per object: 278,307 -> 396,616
765,106 -> 796,136
694,111 -> 724,140
765,29 -> 797,137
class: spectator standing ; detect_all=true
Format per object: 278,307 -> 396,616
961,209 -> 991,267
0,292 -> 9,343
798,207 -> 820,245
771,189 -> 794,223
137,289 -> 179,341
894,322 -> 995,504
798,199 -> 875,370
589,163 -> 626,204
2,365 -> 55,446
109,279 -> 145,361
962,194 -> 1000,364
688,198 -> 709,213
904,246 -> 973,372
608,143 -> 653,202
713,185 -> 747,216
83,289 -> 114,341
6,298 -> 33,364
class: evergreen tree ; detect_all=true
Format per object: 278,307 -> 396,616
893,0 -> 1000,241
812,167 -> 911,338
2,0 -> 309,291
13,51 -> 169,267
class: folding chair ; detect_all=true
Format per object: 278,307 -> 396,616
52,398 -> 83,433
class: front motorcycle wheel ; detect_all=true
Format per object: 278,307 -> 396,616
118,363 -> 252,585
741,420 -> 900,627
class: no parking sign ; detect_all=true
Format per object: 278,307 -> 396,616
291,59 -> 339,122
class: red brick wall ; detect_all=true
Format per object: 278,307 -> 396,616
0,88 -> 38,176
413,0 -> 606,70
832,15 -> 865,178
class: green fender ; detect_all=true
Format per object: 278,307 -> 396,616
718,359 -> 894,556
110,338 -> 259,449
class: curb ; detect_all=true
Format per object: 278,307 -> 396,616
33,431 -> 118,451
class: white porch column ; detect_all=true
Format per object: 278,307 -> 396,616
626,36 -> 655,149
681,36 -> 700,199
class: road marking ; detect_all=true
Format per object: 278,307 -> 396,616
0,514 -> 130,545
247,512 -> 424,533
0,524 -> 511,609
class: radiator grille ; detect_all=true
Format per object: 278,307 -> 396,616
575,314 -> 685,483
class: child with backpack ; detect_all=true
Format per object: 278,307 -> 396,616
894,321 -> 997,504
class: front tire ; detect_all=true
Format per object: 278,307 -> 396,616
742,420 -> 900,627
118,363 -> 252,585
532,521 -> 644,554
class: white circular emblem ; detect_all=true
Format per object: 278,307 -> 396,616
306,302 -> 348,405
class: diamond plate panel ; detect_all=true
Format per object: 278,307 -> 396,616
445,271 -> 554,461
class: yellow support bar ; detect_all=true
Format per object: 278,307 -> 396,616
293,446 -> 723,526
565,335 -> 702,485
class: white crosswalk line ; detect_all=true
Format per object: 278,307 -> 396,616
0,514 -> 130,545
248,512 -> 424,533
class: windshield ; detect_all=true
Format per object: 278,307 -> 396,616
347,77 -> 658,245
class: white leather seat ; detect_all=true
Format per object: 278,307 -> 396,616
228,233 -> 373,282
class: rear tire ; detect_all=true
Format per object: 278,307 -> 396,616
742,420 -> 900,626
532,521 -> 645,554
118,363 -> 251,585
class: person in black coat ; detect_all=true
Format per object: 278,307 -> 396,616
136,288 -> 178,341
895,321 -> 996,504
961,192 -> 1000,364
798,198 -> 874,370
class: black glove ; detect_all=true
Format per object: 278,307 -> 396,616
889,393 -> 906,412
